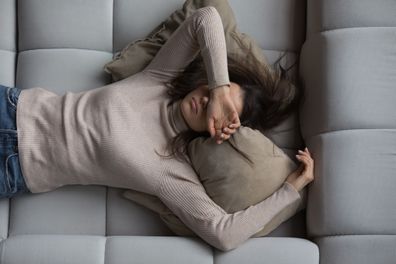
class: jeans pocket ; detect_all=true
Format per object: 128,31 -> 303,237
6,87 -> 18,112
4,152 -> 19,195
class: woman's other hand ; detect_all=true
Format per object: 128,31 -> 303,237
207,85 -> 241,144
286,147 -> 315,192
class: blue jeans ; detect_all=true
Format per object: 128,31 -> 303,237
0,85 -> 30,198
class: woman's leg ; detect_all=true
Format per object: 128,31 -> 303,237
0,85 -> 30,198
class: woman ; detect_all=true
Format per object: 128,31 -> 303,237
0,7 -> 314,251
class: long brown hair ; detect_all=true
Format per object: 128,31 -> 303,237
155,46 -> 304,165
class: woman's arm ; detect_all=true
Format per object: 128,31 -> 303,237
143,6 -> 241,143
142,6 -> 230,91
157,173 -> 301,251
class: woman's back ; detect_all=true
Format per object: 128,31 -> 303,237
16,70 -> 190,194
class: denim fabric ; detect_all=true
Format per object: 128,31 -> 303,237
0,85 -> 30,198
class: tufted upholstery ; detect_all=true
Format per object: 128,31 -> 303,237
300,0 -> 396,263
0,0 -> 357,263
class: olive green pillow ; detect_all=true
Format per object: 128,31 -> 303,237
123,126 -> 307,237
103,0 -> 269,82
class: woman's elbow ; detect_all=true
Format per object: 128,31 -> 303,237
216,233 -> 240,252
201,229 -> 234,252
220,239 -> 240,252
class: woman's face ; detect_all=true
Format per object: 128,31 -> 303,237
180,82 -> 244,132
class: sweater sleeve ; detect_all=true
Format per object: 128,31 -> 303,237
142,6 -> 230,91
157,169 -> 301,252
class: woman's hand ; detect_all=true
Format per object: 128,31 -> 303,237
206,85 -> 241,144
286,147 -> 315,192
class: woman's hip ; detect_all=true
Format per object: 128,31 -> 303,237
0,85 -> 31,198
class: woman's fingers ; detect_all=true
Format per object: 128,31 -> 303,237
228,123 -> 238,129
296,148 -> 315,182
216,127 -> 223,138
305,147 -> 311,155
295,154 -> 304,162
298,148 -> 313,160
207,117 -> 216,138
215,126 -> 236,144
298,148 -> 309,154
296,154 -> 314,173
218,134 -> 230,143
218,123 -> 238,142
298,149 -> 309,157
296,154 -> 310,166
222,114 -> 240,134
222,126 -> 236,135
213,125 -> 236,144
231,112 -> 241,128
210,119 -> 224,140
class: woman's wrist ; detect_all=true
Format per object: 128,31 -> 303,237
210,84 -> 231,97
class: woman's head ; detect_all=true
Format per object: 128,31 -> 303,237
156,49 -> 304,164
180,82 -> 244,132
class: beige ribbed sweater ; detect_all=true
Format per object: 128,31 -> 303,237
16,7 -> 301,251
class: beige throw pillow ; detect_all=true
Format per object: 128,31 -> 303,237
123,127 -> 307,237
187,126 -> 299,212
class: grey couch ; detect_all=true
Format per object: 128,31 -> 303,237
1,0 -> 392,263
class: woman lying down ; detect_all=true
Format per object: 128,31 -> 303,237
0,7 -> 314,251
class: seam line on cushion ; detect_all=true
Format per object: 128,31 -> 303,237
0,49 -> 17,54
17,47 -> 114,54
306,127 -> 396,141
103,236 -> 107,264
316,25 -> 396,35
315,234 -> 396,238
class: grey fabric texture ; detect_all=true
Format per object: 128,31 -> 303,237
5,0 -> 371,262
299,0 -> 396,263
